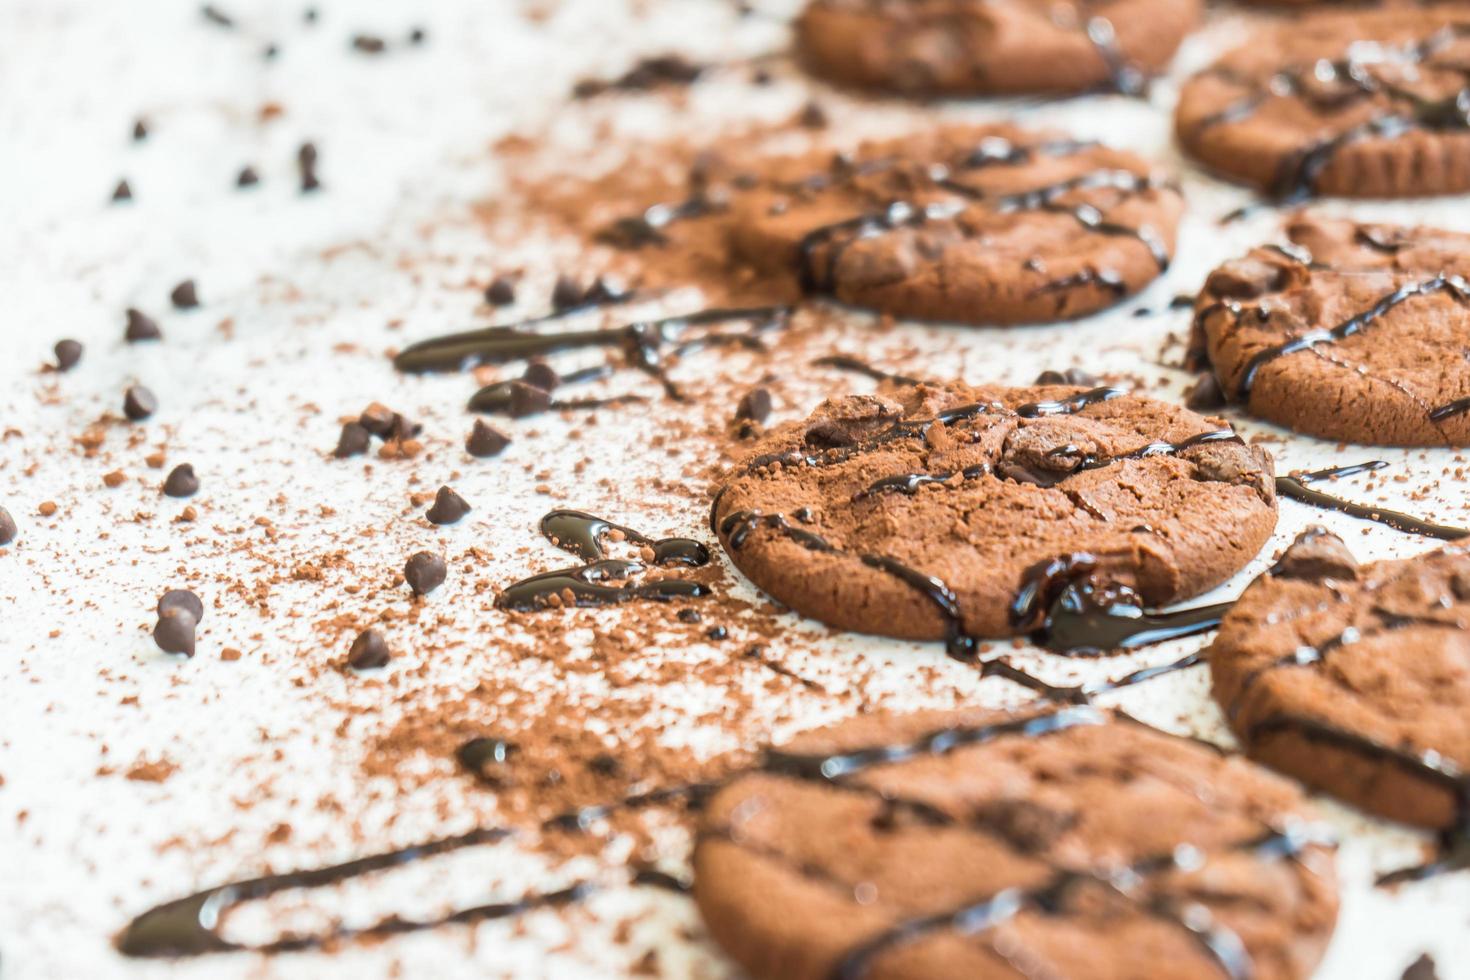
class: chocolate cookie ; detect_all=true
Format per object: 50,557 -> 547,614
1175,8 -> 1470,202
1210,528 -> 1470,832
710,381 -> 1277,650
694,705 -> 1339,980
795,0 -> 1202,97
1192,216 -> 1470,446
720,126 -> 1182,326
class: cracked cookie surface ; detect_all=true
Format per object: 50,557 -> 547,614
1193,216 -> 1470,446
1210,528 -> 1470,830
694,705 -> 1338,980
710,381 -> 1277,645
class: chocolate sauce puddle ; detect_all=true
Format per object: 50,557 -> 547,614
1275,463 -> 1470,541
498,510 -> 712,611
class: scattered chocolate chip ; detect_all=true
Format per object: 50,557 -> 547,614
426,486 -> 471,525
677,608 -> 702,624
111,179 -> 133,202
1033,368 -> 1099,386
705,625 -> 729,641
522,361 -> 559,391
162,464 -> 200,498
132,119 -> 149,141
466,419 -> 511,458
153,608 -> 197,657
124,308 -> 161,342
358,402 -> 397,437
298,141 -> 320,192
158,589 -> 204,623
1185,372 -> 1226,410
588,753 -> 621,776
797,101 -> 828,129
170,280 -> 199,310
201,4 -> 234,29
735,386 -> 772,424
508,381 -> 552,418
0,508 -> 16,547
457,737 -> 516,775
408,26 -> 426,44
303,7 -> 318,24
404,551 -> 447,596
1402,954 -> 1439,980
551,274 -> 584,312
485,276 -> 516,306
334,421 -> 372,458
236,165 -> 260,188
53,339 -> 83,372
347,629 -> 390,669
1271,527 -> 1359,582
351,34 -> 386,54
262,43 -> 279,60
123,385 -> 158,421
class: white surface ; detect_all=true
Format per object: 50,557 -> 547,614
2,1 -> 1469,978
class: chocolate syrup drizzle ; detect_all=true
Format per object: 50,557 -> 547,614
1194,24 -> 1470,210
497,510 -> 712,611
1275,463 -> 1470,541
119,704 -> 1334,973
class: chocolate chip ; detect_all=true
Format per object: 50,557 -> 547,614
1033,368 -> 1098,386
352,34 -> 386,54
426,486 -> 471,525
123,385 -> 158,421
262,43 -> 279,60
1402,954 -> 1440,980
170,280 -> 199,309
408,26 -> 426,44
508,381 -> 552,418
334,421 -> 371,458
163,464 -> 199,498
522,361 -> 559,391
54,339 -> 83,372
485,276 -> 516,306
588,753 -> 621,776
236,165 -> 260,188
466,419 -> 511,458
201,4 -> 235,28
1271,527 -> 1359,582
735,386 -> 772,424
705,625 -> 728,641
1185,372 -> 1226,410
125,308 -> 161,342
158,589 -> 204,623
298,141 -> 320,192
797,101 -> 828,129
551,275 -> 584,312
404,551 -> 447,596
153,609 -> 197,657
111,179 -> 133,202
132,119 -> 149,141
0,508 -> 16,547
358,402 -> 397,437
677,608 -> 702,624
457,737 -> 516,774
347,629 -> 390,669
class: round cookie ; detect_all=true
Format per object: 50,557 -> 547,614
710,380 -> 1278,647
1210,527 -> 1470,831
694,705 -> 1339,980
1175,8 -> 1470,202
720,125 -> 1183,326
795,0 -> 1203,97
1193,215 -> 1470,446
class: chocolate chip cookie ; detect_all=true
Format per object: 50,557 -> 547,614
1192,215 -> 1470,446
796,0 -> 1202,97
1210,528 -> 1470,832
721,126 -> 1182,326
710,380 -> 1277,650
694,705 -> 1339,980
1176,8 -> 1470,202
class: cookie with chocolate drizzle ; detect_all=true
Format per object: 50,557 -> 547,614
795,0 -> 1203,97
695,125 -> 1181,326
1176,8 -> 1470,204
1192,216 -> 1470,446
694,705 -> 1339,980
1210,528 -> 1470,872
710,380 -> 1277,650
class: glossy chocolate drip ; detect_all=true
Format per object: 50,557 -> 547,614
1429,395 -> 1470,422
853,465 -> 990,500
812,354 -> 925,386
1005,429 -> 1240,490
1275,467 -> 1470,541
860,553 -> 979,659
1036,582 -> 1233,656
1083,15 -> 1147,97
598,195 -> 723,249
1016,385 -> 1125,418
1237,275 -> 1470,396
980,650 -> 1205,705
797,200 -> 957,295
498,510 -> 712,611
395,305 -> 790,375
1029,266 -> 1127,299
467,365 -> 614,414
